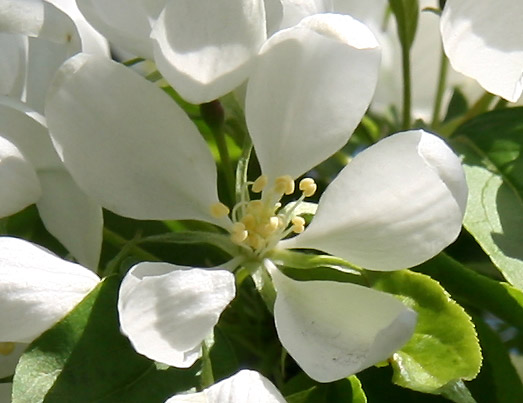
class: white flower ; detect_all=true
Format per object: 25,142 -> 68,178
0,0 -> 108,268
165,369 -> 286,403
0,236 -> 100,395
440,0 -> 523,102
45,14 -> 467,382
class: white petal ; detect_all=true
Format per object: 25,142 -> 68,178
264,0 -> 283,36
0,33 -> 26,98
268,263 -> 416,382
36,169 -> 102,270
118,262 -> 235,368
278,0 -> 333,30
0,136 -> 41,217
0,96 -> 62,170
166,369 -> 286,403
245,13 -> 380,181
0,0 -> 80,48
76,0 -> 165,58
0,237 -> 99,343
441,0 -> 523,102
45,53 -> 226,225
151,0 -> 267,104
283,130 -> 467,271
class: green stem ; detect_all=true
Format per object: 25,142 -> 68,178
235,136 -> 253,211
401,43 -> 412,130
122,57 -> 144,67
431,45 -> 449,128
103,228 -> 161,263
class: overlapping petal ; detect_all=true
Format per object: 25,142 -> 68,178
36,169 -> 102,269
151,0 -> 267,104
118,262 -> 236,368
0,136 -> 41,217
283,130 -> 467,271
245,13 -> 380,181
441,0 -> 523,102
278,0 -> 332,29
0,33 -> 26,98
45,53 -> 226,225
0,237 -> 100,343
166,369 -> 286,403
76,0 -> 165,58
268,263 -> 416,382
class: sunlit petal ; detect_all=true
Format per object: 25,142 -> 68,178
45,53 -> 226,225
118,262 -> 236,368
166,369 -> 286,403
246,13 -> 380,181
441,0 -> 523,102
0,237 -> 99,343
151,0 -> 267,104
283,130 -> 467,271
269,263 -> 416,382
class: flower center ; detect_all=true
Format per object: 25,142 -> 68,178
211,175 -> 317,257
0,342 -> 15,356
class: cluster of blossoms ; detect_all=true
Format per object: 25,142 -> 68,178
1,0 -> 522,401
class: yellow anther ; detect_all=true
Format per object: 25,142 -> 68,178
274,175 -> 295,195
241,214 -> 257,231
247,233 -> 265,250
262,216 -> 280,235
291,216 -> 306,233
0,342 -> 15,356
210,202 -> 230,218
252,175 -> 268,193
230,222 -> 248,244
299,178 -> 317,197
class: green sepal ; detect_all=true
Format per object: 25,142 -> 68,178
389,0 -> 420,50
369,270 -> 481,397
12,276 -> 199,403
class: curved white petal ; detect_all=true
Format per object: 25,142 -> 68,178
0,96 -> 62,170
46,0 -> 109,56
264,0 -> 283,36
245,13 -> 380,181
0,0 -> 80,48
166,369 -> 286,403
0,237 -> 99,343
0,136 -> 41,217
36,169 -> 102,270
118,262 -> 236,368
0,33 -> 26,98
279,0 -> 333,29
45,53 -> 226,225
283,130 -> 467,271
268,263 -> 416,382
76,0 -> 165,58
441,0 -> 523,102
151,0 -> 267,104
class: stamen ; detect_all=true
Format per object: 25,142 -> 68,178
274,175 -> 295,195
262,216 -> 280,235
241,214 -> 256,231
252,175 -> 268,193
291,216 -> 306,233
210,202 -> 230,218
299,178 -> 317,197
0,342 -> 15,356
231,222 -> 248,244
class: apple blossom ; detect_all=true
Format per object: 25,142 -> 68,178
45,14 -> 467,382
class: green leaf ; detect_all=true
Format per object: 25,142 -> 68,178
13,276 -> 199,403
369,270 -> 481,397
415,253 -> 523,333
468,314 -> 523,403
451,107 -> 523,290
285,375 -> 366,403
389,0 -> 420,50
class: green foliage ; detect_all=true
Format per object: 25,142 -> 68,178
284,374 -> 366,403
451,107 -> 523,289
370,270 -> 481,399
12,277 -> 199,403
